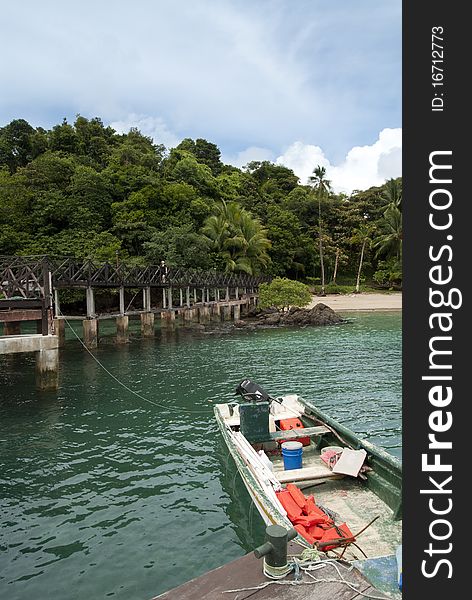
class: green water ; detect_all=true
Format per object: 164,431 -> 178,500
0,312 -> 401,599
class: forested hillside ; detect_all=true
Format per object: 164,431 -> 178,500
0,117 -> 402,287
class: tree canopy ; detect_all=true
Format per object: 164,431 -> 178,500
0,116 -> 402,286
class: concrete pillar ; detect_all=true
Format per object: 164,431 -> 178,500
226,287 -> 230,301
161,310 -> 176,328
235,287 -> 239,300
233,304 -> 241,320
140,312 -> 155,336
201,289 -> 205,304
183,307 -> 198,324
186,287 -> 190,307
119,286 -> 125,315
182,308 -> 191,324
162,288 -> 167,308
217,289 -> 220,302
143,287 -> 151,312
222,305 -> 232,320
211,304 -> 221,321
213,288 -> 218,301
198,306 -> 210,323
54,289 -> 61,317
35,348 -> 59,391
53,318 -> 66,347
167,288 -> 173,309
116,315 -> 129,343
86,287 -> 95,318
83,318 -> 98,349
179,288 -> 183,307
193,289 -> 197,304
3,321 -> 21,335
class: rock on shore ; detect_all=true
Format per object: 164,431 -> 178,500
238,303 -> 344,328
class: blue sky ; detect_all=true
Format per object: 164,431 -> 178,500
1,0 -> 401,192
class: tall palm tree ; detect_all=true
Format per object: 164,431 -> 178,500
374,203 -> 402,260
352,222 -> 374,293
308,165 -> 331,295
381,178 -> 402,210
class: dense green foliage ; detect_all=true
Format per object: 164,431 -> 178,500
259,277 -> 312,310
0,116 -> 402,285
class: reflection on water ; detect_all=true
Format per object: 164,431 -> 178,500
0,312 -> 401,599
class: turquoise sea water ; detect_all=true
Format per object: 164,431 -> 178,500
0,312 -> 401,599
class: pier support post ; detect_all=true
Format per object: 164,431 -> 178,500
35,348 -> 59,391
186,287 -> 190,307
226,287 -> 230,301
54,289 -> 61,317
83,318 -> 98,349
167,288 -> 173,309
179,289 -> 183,307
141,312 -> 155,336
53,318 -> 66,346
198,306 -> 210,323
86,287 -> 95,318
161,310 -> 176,328
116,315 -> 129,343
119,286 -> 125,315
143,287 -> 151,312
3,321 -> 21,335
235,287 -> 239,300
211,304 -> 221,321
193,289 -> 197,304
162,289 -> 167,309
233,304 -> 240,320
222,305 -> 231,321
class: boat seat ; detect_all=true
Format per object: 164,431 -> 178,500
269,425 -> 330,442
275,464 -> 343,484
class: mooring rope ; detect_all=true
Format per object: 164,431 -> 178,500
58,312 -> 213,414
223,559 -> 387,599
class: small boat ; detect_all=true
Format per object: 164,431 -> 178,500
214,379 -> 402,565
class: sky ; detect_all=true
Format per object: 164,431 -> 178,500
1,0 -> 401,194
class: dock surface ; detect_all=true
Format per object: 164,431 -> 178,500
153,544 -> 390,600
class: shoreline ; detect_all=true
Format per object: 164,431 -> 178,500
307,292 -> 402,313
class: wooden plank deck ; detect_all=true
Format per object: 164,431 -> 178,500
153,543 -> 389,599
275,464 -> 343,483
269,425 -> 330,442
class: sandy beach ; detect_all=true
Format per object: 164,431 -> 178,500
308,292 -> 402,312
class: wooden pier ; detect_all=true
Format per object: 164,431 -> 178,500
1,255 -> 267,390
153,544 -> 391,600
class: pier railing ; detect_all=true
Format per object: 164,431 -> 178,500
0,255 -> 270,300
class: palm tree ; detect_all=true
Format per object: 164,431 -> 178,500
352,222 -> 374,293
202,201 -> 270,274
308,166 -> 332,295
374,203 -> 402,261
381,178 -> 402,210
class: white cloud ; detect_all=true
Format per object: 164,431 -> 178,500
276,128 -> 402,194
1,1 -> 401,165
109,114 -> 180,149
223,146 -> 275,168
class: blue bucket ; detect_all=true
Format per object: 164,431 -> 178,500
281,441 -> 303,470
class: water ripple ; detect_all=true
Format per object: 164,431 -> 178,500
0,312 -> 401,599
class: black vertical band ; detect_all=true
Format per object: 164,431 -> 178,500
403,2 -> 467,597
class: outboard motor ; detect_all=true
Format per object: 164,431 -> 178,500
235,379 -> 274,403
235,380 -> 274,443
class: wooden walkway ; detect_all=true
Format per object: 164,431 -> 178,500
154,544 -> 389,600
